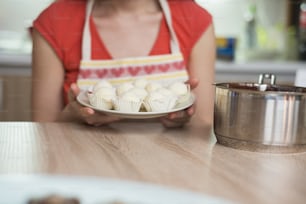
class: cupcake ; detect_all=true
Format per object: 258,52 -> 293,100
133,78 -> 149,88
87,80 -> 113,95
156,87 -> 176,99
88,87 -> 116,110
144,91 -> 177,112
116,82 -> 134,96
145,82 -> 162,93
113,91 -> 143,112
129,87 -> 148,112
168,81 -> 191,107
92,80 -> 113,91
128,87 -> 148,100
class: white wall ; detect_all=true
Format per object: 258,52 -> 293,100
0,0 -> 52,33
196,0 -> 250,37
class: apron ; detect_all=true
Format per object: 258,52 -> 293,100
77,0 -> 189,90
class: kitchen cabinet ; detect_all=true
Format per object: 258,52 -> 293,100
0,53 -> 32,121
0,75 -> 32,121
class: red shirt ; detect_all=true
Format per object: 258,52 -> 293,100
33,0 -> 212,101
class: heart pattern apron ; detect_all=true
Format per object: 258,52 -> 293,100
77,0 -> 189,90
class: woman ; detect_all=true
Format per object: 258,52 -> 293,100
31,0 -> 215,127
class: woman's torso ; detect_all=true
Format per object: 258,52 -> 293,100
33,0 -> 212,100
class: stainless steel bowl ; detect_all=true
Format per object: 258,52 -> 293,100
214,73 -> 306,153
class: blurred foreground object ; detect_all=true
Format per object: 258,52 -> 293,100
28,195 -> 80,204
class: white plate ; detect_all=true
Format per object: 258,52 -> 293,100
77,91 -> 195,119
0,175 -> 232,204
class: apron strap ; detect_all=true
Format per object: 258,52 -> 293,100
82,0 -> 94,61
159,0 -> 180,53
81,0 -> 180,61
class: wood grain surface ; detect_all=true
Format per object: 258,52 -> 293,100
0,119 -> 306,204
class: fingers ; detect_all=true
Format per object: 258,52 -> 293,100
77,107 -> 120,126
186,78 -> 199,90
160,115 -> 190,128
168,105 -> 195,119
161,107 -> 195,128
84,114 -> 121,126
94,116 -> 121,126
67,96 -> 96,121
187,106 -> 195,116
161,78 -> 197,128
68,83 -> 80,102
66,83 -> 121,126
79,107 -> 95,118
71,83 -> 80,95
168,111 -> 186,120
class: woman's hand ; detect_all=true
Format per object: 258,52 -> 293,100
63,83 -> 121,126
160,78 -> 198,128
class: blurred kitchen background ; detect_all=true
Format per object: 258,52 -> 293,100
0,0 -> 306,121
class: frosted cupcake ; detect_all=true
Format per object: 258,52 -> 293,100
133,78 -> 149,89
128,87 -> 148,100
144,91 -> 177,112
168,81 -> 191,107
116,82 -> 134,96
156,87 -> 176,99
128,87 -> 148,112
87,80 -> 113,95
88,87 -> 116,110
93,80 -> 113,91
113,91 -> 143,112
145,82 -> 162,93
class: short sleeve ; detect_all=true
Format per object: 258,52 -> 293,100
33,0 -> 86,61
188,2 -> 213,46
33,2 -> 64,60
169,0 -> 213,61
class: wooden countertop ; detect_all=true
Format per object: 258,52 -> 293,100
0,120 -> 306,204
